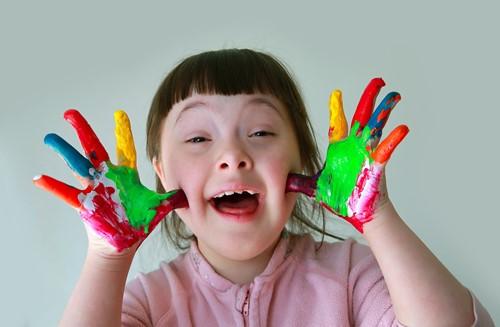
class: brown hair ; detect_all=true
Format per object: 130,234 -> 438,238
146,49 -> 342,250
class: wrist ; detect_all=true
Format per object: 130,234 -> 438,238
363,199 -> 401,235
86,243 -> 137,273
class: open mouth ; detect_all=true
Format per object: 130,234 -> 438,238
210,191 -> 260,215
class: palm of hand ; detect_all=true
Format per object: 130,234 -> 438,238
78,162 -> 176,250
34,110 -> 187,251
317,121 -> 387,232
287,78 -> 409,233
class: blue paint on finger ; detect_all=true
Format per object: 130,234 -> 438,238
367,91 -> 401,139
44,133 -> 95,178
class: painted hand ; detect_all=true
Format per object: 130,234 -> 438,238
33,110 -> 188,251
286,78 -> 409,233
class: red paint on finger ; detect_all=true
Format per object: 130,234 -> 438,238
352,78 -> 386,128
64,109 -> 110,167
149,190 -> 189,231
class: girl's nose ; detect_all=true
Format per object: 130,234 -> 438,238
219,159 -> 248,170
217,142 -> 253,171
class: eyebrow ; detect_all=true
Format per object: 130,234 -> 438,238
174,96 -> 284,125
175,101 -> 208,124
245,96 -> 284,119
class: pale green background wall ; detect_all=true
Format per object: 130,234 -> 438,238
1,0 -> 498,325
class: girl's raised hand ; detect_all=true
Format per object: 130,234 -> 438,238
286,78 -> 409,233
33,110 -> 188,252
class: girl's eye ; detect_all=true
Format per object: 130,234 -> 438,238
186,136 -> 209,143
250,130 -> 274,137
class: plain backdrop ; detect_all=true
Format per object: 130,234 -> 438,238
1,0 -> 498,325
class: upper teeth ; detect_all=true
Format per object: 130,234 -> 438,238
213,190 -> 256,198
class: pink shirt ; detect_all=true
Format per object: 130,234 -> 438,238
122,233 -> 493,326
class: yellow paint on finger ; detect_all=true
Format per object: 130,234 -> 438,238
114,110 -> 137,169
328,90 -> 348,143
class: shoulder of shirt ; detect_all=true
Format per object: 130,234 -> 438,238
123,251 -> 198,325
126,250 -> 193,299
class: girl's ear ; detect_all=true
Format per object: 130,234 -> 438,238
152,156 -> 168,189
152,156 -> 163,179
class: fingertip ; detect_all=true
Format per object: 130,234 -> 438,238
370,77 -> 386,87
32,174 -> 48,189
329,90 -> 343,111
114,110 -> 131,128
32,174 -> 42,184
114,109 -> 127,118
394,92 -> 402,102
43,133 -> 60,147
63,109 -> 80,122
32,175 -> 51,192
329,89 -> 342,101
396,124 -> 410,137
387,91 -> 402,105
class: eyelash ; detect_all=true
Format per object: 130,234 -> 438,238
250,130 -> 275,137
186,136 -> 209,143
185,131 -> 274,144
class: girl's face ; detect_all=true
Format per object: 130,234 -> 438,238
154,93 -> 301,262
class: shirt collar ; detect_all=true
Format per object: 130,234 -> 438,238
187,230 -> 295,292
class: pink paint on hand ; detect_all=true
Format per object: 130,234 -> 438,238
80,182 -> 145,251
346,163 -> 384,232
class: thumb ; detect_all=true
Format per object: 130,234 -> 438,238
149,190 -> 188,232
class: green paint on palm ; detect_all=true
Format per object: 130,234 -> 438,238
105,164 -> 174,232
316,122 -> 373,216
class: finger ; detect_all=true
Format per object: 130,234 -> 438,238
367,91 -> 401,141
64,109 -> 110,168
44,133 -> 96,179
328,90 -> 348,143
33,174 -> 85,209
114,110 -> 137,169
351,78 -> 386,129
149,190 -> 188,232
372,125 -> 409,164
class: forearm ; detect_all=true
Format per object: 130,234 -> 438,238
363,201 -> 474,327
59,247 -> 134,327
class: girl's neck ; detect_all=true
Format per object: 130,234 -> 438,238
197,236 -> 281,285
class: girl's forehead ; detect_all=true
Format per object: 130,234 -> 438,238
168,93 -> 287,121
175,92 -> 281,107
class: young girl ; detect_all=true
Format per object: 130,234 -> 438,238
35,49 -> 493,326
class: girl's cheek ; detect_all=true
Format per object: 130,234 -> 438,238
172,159 -> 207,201
271,151 -> 299,180
162,144 -> 197,185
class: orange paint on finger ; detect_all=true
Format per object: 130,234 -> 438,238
33,175 -> 84,208
372,125 -> 409,164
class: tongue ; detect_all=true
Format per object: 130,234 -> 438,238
215,195 -> 259,215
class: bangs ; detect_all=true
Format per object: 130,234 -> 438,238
163,49 -> 295,108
